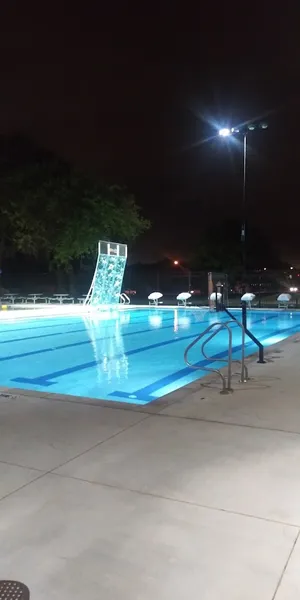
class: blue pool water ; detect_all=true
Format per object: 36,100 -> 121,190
0,307 -> 299,405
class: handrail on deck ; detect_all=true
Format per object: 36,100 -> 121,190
184,319 -> 248,394
223,304 -> 265,364
184,322 -> 233,394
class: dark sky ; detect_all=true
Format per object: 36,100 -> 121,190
1,2 -> 300,263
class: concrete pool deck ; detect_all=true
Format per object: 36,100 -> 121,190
1,335 -> 300,598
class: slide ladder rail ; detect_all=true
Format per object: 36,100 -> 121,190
119,293 -> 130,304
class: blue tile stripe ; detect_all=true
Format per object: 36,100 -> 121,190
1,310 -> 179,345
11,330 -> 221,386
2,314 -> 206,364
1,313 -> 177,346
0,319 -> 83,335
12,314 -> 277,388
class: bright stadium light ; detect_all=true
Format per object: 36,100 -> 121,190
218,128 -> 231,137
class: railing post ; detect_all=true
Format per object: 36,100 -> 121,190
223,304 -> 263,369
241,300 -> 247,329
258,344 -> 265,364
226,327 -> 233,393
240,326 -> 247,382
215,290 -> 219,311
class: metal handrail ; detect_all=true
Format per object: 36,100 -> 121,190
201,327 -> 232,391
223,319 -> 248,383
184,319 -> 249,394
184,322 -> 233,394
223,304 -> 265,364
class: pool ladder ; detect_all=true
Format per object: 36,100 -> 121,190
184,319 -> 248,394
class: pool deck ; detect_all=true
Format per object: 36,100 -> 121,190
1,335 -> 300,598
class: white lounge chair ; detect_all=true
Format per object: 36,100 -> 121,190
176,292 -> 192,307
148,292 -> 163,306
277,293 -> 291,309
241,293 -> 256,308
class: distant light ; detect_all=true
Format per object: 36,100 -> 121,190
260,123 -> 268,129
173,260 -> 179,265
263,267 -> 267,271
190,290 -> 194,294
290,266 -> 294,270
248,124 -> 255,131
290,287 -> 298,292
219,128 -> 231,137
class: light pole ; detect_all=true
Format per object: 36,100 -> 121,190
218,122 -> 268,276
173,260 -> 191,291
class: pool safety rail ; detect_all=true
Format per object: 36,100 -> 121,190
184,319 -> 248,394
222,303 -> 265,364
213,285 -> 265,364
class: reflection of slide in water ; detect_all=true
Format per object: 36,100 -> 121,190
83,312 -> 129,384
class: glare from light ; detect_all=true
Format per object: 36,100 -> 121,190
289,287 -> 298,292
218,128 -> 231,137
173,309 -> 178,332
148,315 -> 162,328
178,316 -> 191,329
0,304 -> 91,321
173,260 -> 179,265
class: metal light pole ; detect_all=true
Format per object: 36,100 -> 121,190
241,131 -> 247,272
173,260 -> 192,291
218,122 -> 268,277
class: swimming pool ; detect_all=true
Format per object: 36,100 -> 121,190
0,307 -> 299,405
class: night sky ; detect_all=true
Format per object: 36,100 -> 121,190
1,3 -> 300,263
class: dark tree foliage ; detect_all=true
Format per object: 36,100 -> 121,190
0,159 -> 150,272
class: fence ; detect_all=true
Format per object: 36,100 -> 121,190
1,266 -> 299,308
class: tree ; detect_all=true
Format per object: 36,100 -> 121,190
192,220 -> 242,272
1,160 -> 150,267
192,219 -> 279,273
